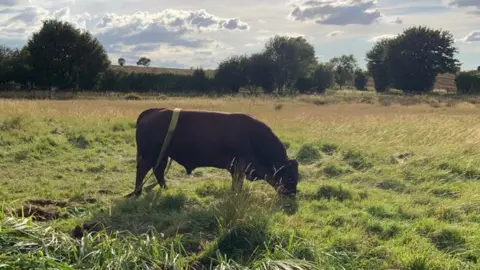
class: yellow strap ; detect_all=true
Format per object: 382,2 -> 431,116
154,108 -> 181,171
138,108 -> 182,194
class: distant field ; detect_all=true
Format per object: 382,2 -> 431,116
1,94 -> 479,269
111,64 -> 216,77
113,65 -> 458,92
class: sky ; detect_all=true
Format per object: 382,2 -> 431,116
0,0 -> 478,70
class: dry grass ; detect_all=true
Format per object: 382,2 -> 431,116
111,64 -> 216,77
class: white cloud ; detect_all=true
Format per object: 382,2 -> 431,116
0,4 -> 250,67
444,0 -> 480,13
89,9 -> 249,67
327,30 -> 343,37
288,0 -> 401,26
457,31 -> 480,43
367,34 -> 397,43
390,17 -> 403,24
0,6 -> 49,39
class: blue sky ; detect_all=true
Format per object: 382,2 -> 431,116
0,0 -> 478,70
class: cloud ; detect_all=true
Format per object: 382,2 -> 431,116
327,30 -> 343,37
0,0 -> 19,6
444,0 -> 480,13
0,6 -> 248,45
90,9 -> 249,49
457,31 -> 480,43
0,6 -> 50,38
367,34 -> 397,43
288,0 -> 400,26
444,0 -> 480,8
390,17 -> 403,24
0,5 -> 249,68
94,9 -> 249,33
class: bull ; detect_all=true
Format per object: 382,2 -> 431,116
125,108 -> 299,198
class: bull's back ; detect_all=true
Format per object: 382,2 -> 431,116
169,110 -> 248,151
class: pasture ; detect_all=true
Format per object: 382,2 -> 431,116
1,93 -> 480,269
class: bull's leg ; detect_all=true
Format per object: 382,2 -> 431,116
125,154 -> 151,198
231,158 -> 247,193
153,158 -> 169,190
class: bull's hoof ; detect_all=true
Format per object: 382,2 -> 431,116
124,190 -> 141,199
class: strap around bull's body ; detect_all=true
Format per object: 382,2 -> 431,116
154,108 -> 181,171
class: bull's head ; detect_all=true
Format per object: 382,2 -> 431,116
267,159 -> 299,196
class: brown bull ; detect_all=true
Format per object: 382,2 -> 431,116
126,108 -> 299,198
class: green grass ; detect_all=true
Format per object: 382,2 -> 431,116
1,96 -> 480,269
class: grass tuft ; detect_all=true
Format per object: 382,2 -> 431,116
296,143 -> 321,164
315,184 -> 353,202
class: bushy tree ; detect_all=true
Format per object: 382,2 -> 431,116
25,19 -> 110,89
118,57 -> 126,66
366,38 -> 392,92
455,71 -> 480,94
245,53 -> 276,93
137,57 -> 151,67
213,55 -> 249,93
312,63 -> 334,93
191,68 -> 210,93
294,76 -> 315,93
328,54 -> 358,88
354,69 -> 368,91
9,47 -> 33,86
387,26 -> 460,93
0,45 -> 15,83
263,35 -> 317,93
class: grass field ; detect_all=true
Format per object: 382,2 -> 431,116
1,93 -> 480,269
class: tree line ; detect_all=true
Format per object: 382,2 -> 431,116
0,19 -> 478,95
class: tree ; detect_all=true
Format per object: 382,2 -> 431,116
245,53 -> 276,93
0,45 -> 15,83
9,47 -> 33,86
455,71 -> 480,94
312,63 -> 334,93
294,76 -> 314,93
118,57 -> 126,66
328,54 -> 358,88
137,57 -> 151,67
386,26 -> 460,93
25,19 -> 110,89
366,38 -> 393,92
477,66 -> 480,72
354,69 -> 368,91
263,35 -> 317,93
213,55 -> 249,93
191,68 -> 210,93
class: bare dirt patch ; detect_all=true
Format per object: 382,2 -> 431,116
97,189 -> 117,195
26,199 -> 68,207
14,205 -> 62,221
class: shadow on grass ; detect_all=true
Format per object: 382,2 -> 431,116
72,186 -> 308,268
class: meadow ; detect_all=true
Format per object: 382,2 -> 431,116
1,92 -> 480,269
